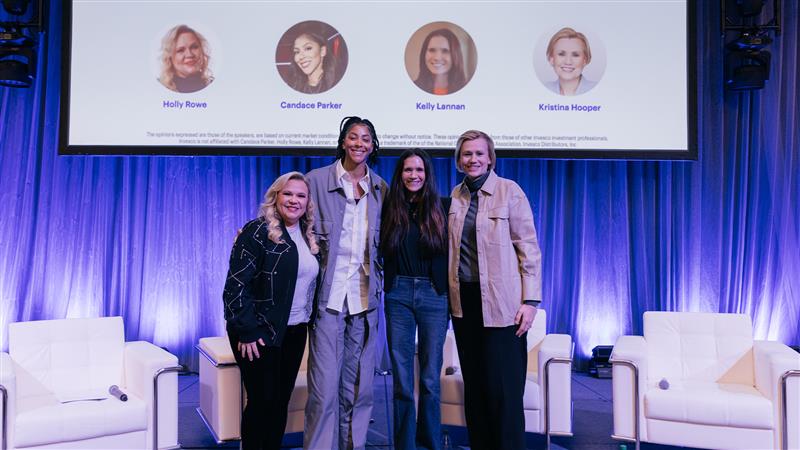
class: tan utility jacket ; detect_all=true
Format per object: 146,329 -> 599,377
447,171 -> 542,327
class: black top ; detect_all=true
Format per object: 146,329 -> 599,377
458,172 -> 490,282
222,218 -> 319,345
397,202 -> 432,278
174,74 -> 209,93
383,197 -> 450,295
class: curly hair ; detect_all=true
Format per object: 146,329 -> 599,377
158,25 -> 213,92
335,116 -> 380,166
257,172 -> 319,255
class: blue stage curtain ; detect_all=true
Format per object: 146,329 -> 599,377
1,1 -> 797,369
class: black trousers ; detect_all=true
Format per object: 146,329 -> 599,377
452,282 -> 528,450
227,323 -> 307,450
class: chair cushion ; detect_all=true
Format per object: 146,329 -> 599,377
439,372 -> 541,411
644,312 -> 755,385
526,309 -> 547,352
14,394 -> 147,447
644,380 -> 773,429
198,336 -> 236,365
287,370 -> 308,411
9,317 -> 125,401
440,372 -> 464,404
523,375 -> 541,410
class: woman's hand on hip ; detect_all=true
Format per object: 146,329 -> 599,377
238,338 -> 265,361
515,304 -> 537,337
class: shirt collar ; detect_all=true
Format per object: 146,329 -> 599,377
459,170 -> 497,196
335,159 -> 371,191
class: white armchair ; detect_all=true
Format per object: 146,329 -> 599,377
440,309 -> 573,448
611,311 -> 800,450
196,335 -> 309,443
0,317 -> 181,450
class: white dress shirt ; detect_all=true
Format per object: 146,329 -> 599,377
287,223 -> 319,325
326,160 -> 371,314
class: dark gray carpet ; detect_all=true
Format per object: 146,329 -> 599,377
176,371 -> 694,449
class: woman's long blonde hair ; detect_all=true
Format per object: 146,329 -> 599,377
158,24 -> 213,91
257,172 -> 319,255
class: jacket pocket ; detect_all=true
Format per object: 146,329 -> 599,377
486,206 -> 511,245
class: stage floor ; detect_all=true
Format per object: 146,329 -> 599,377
177,371 -> 691,450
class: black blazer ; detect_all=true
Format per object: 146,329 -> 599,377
223,218 -> 317,345
383,197 -> 451,295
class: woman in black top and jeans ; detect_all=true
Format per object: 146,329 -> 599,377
381,149 -> 450,450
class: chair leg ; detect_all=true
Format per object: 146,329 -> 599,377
375,368 -> 392,446
544,356 -> 573,449
442,428 -> 451,449
1,384 -> 7,450
781,370 -> 800,450
609,359 -> 640,450
152,365 -> 185,450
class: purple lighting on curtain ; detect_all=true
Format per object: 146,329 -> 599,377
1,1 -> 798,370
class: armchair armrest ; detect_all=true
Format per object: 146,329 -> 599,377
537,334 -> 573,435
538,334 -> 572,361
610,335 -> 648,443
1,352 -> 17,450
124,341 -> 180,449
610,335 -> 647,362
753,340 -> 800,450
753,340 -> 800,399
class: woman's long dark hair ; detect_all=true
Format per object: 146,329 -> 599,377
289,32 -> 337,94
414,28 -> 467,94
380,148 -> 447,255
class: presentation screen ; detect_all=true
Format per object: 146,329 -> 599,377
60,0 -> 696,159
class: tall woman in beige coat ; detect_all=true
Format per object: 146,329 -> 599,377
447,130 -> 542,450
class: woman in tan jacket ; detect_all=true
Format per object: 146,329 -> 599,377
447,130 -> 543,450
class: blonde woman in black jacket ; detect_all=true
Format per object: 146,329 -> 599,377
223,171 -> 320,450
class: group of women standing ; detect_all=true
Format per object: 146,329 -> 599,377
222,117 -> 542,450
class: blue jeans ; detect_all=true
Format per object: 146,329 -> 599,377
385,276 -> 449,450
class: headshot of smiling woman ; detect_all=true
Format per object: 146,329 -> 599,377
158,24 -> 214,93
415,28 -> 466,95
290,32 -> 336,94
405,23 -> 477,96
545,27 -> 596,96
276,21 -> 348,95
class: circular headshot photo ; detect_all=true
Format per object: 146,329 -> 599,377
533,27 -> 606,96
405,22 -> 477,96
275,21 -> 348,95
158,24 -> 215,94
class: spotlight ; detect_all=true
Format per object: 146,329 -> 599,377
588,345 -> 613,378
0,27 -> 33,46
0,29 -> 35,88
0,58 -> 32,87
2,0 -> 31,15
727,29 -> 773,51
722,1 -> 778,91
725,49 -> 770,91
